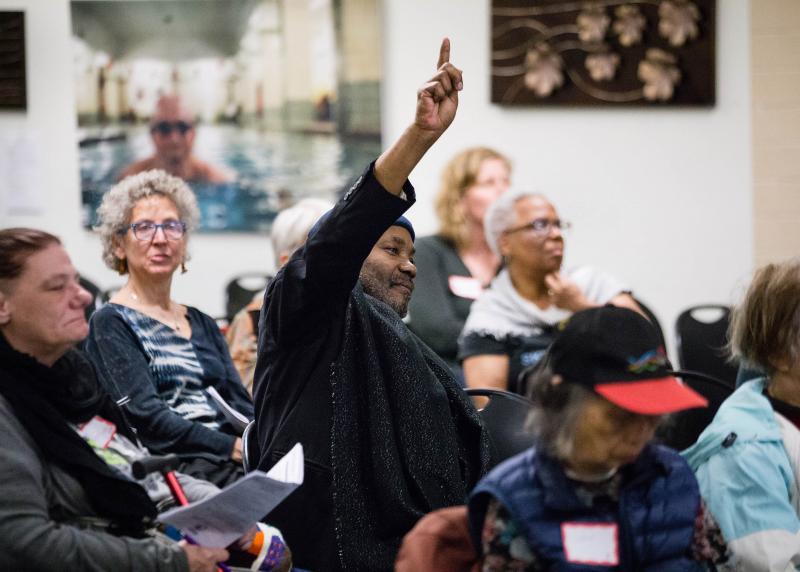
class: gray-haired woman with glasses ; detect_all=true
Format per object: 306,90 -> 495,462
85,169 -> 253,486
459,189 -> 642,395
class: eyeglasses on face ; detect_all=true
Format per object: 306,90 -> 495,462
121,220 -> 187,241
503,218 -> 572,237
150,121 -> 193,136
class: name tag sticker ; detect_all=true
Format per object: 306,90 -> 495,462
77,416 -> 117,449
448,275 -> 483,300
561,522 -> 619,566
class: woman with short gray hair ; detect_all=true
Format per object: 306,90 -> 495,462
467,306 -> 729,570
95,169 -> 200,274
459,189 -> 641,394
85,170 -> 253,486
684,259 -> 800,570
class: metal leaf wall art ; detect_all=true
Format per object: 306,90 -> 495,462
491,0 -> 715,106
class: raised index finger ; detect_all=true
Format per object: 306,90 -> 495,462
437,37 -> 450,69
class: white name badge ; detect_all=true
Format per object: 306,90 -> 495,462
448,275 -> 483,300
561,522 -> 619,566
77,416 -> 117,449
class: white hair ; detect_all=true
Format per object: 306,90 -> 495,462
270,198 -> 333,266
483,189 -> 548,256
95,170 -> 200,273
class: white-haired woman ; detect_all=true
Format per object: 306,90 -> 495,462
226,198 -> 332,393
85,170 -> 253,486
459,189 -> 641,394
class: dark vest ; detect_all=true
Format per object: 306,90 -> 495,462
468,445 -> 703,571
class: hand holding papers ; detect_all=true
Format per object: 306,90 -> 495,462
160,443 -> 304,548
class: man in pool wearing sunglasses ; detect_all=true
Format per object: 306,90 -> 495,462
119,95 -> 233,184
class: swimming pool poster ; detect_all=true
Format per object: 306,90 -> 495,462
71,0 -> 382,232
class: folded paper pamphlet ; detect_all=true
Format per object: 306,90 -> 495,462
159,443 -> 304,547
206,386 -> 251,433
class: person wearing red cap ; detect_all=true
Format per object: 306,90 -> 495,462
467,306 -> 732,570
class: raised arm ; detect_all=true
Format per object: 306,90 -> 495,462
266,39 -> 465,345
375,38 -> 463,194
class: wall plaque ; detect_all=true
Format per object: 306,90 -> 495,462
491,0 -> 715,106
0,12 -> 26,110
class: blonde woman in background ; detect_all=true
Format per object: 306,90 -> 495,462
226,198 -> 332,394
407,147 -> 510,374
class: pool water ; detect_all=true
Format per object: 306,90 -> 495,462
79,124 -> 382,232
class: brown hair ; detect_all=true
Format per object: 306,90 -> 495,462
729,259 -> 800,373
0,228 -> 61,284
435,147 -> 511,248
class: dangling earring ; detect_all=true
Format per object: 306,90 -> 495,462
181,261 -> 188,274
116,258 -> 128,275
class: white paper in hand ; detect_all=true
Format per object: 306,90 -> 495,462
206,386 -> 251,433
159,443 -> 304,548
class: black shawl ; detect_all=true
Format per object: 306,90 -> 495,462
0,334 -> 157,534
330,286 -> 492,571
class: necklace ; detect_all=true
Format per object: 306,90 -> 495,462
128,289 -> 183,332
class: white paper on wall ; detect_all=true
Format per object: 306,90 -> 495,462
0,131 -> 44,216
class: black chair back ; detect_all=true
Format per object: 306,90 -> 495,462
657,369 -> 734,451
79,276 -> 103,321
465,388 -> 534,467
675,305 -> 738,384
225,273 -> 271,323
101,285 -> 122,303
242,419 -> 259,473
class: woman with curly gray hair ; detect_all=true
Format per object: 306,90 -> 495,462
84,170 -> 253,486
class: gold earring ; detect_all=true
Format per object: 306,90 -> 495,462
116,258 -> 128,275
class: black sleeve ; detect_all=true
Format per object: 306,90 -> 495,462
457,331 -> 510,361
84,308 -> 235,459
264,162 -> 415,346
407,238 -> 466,358
196,309 -> 254,419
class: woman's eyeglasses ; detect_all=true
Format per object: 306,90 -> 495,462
503,218 -> 571,237
150,121 -> 193,136
122,220 -> 187,241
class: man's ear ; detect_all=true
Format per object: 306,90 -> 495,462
0,291 -> 11,325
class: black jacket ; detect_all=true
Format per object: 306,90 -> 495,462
253,164 -> 490,571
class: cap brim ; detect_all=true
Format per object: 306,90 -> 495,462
594,377 -> 708,415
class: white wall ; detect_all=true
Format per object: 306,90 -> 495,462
383,0 -> 753,355
0,0 -> 752,357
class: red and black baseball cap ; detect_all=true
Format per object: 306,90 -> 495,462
548,306 -> 708,415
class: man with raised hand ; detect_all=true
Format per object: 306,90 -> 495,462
252,39 -> 490,571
